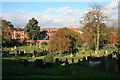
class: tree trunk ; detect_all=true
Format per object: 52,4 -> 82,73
96,24 -> 100,54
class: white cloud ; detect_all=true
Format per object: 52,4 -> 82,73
56,7 -> 70,13
104,0 -> 118,18
2,1 -> 118,29
44,8 -> 57,14
2,7 -> 83,28
105,0 -> 118,9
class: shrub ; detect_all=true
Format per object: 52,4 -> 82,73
41,42 -> 48,45
44,54 -> 54,63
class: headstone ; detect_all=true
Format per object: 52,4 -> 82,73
23,59 -> 28,67
77,59 -> 81,65
65,60 -> 70,73
71,58 -> 74,64
112,54 -> 117,59
101,56 -> 107,71
89,51 -> 92,55
3,50 -> 7,56
76,52 -> 78,55
118,57 -> 120,71
95,51 -> 97,54
36,51 -> 38,57
24,50 -> 26,53
14,46 -> 16,49
113,60 -> 118,73
82,57 -> 87,66
70,53 -> 73,57
87,56 -> 90,61
82,52 -> 85,54
65,58 -> 68,63
20,51 -> 24,56
34,59 -> 44,68
6,50 -> 9,57
108,54 -> 112,60
73,53 -> 76,57
97,55 -> 99,57
104,50 -> 108,54
30,44 -> 32,48
82,57 -> 86,61
55,58 -> 60,66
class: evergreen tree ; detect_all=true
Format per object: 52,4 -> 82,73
24,18 -> 40,40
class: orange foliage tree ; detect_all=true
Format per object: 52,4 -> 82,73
48,27 -> 82,58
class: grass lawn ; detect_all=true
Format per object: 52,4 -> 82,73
2,59 -> 120,79
2,45 -> 120,79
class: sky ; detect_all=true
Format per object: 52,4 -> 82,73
1,1 -> 119,28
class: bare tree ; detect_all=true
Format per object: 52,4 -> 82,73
81,4 -> 107,53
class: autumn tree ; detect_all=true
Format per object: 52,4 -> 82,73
24,18 -> 40,40
1,19 -> 17,47
1,20 -> 14,40
81,4 -> 107,53
49,27 -> 82,59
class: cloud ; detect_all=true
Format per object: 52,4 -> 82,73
44,8 -> 57,14
104,0 -> 118,18
2,7 -> 83,28
2,1 -> 118,28
56,7 -> 70,13
105,0 -> 118,9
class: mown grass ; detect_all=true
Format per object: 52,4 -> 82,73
2,59 -> 120,79
2,45 -> 120,79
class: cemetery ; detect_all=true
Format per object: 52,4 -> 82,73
2,43 -> 120,79
2,1 -> 120,79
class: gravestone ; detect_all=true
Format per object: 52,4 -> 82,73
112,54 -> 117,59
14,49 -> 19,60
70,53 -> 73,57
82,57 -> 87,66
20,51 -> 24,56
23,59 -> 28,67
36,51 -> 39,57
95,51 -> 97,54
14,46 -> 17,49
76,52 -> 78,55
73,53 -> 76,57
4,50 -> 8,56
82,57 -> 86,61
6,50 -> 9,57
101,56 -> 107,71
34,59 -> 44,68
65,58 -> 68,62
65,59 -> 70,73
104,50 -> 108,54
39,59 -> 44,68
89,51 -> 92,55
71,58 -> 74,64
55,58 -> 60,66
77,59 -> 81,65
108,54 -> 112,60
118,57 -> 120,71
112,59 -> 118,73
82,52 -> 85,54
30,43 -> 32,48
24,50 -> 26,54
